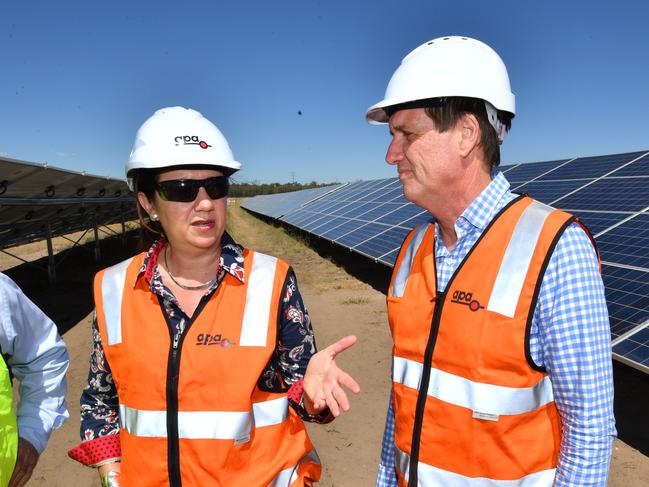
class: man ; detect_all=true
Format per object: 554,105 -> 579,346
365,36 -> 615,486
0,273 -> 69,487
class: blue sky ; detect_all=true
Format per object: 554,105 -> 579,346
1,1 -> 648,184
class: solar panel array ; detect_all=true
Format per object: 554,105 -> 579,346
240,184 -> 345,218
0,156 -> 136,250
242,149 -> 649,374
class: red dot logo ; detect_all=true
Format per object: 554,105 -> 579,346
469,300 -> 481,312
199,141 -> 209,149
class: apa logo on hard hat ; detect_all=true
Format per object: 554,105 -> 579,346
174,135 -> 211,149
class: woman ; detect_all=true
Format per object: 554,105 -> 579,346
68,107 -> 359,486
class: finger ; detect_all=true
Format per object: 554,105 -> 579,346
331,385 -> 351,412
8,456 -> 25,487
13,474 -> 29,487
325,335 -> 358,356
337,369 -> 361,394
9,439 -> 38,487
302,383 -> 325,412
324,389 -> 341,417
9,460 -> 34,487
8,468 -> 26,487
313,392 -> 326,412
302,379 -> 317,400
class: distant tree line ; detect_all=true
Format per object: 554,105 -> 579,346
229,181 -> 335,197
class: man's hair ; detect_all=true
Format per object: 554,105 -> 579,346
387,97 -> 513,169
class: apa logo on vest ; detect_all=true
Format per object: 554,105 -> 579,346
196,333 -> 235,348
451,290 -> 484,312
174,135 -> 211,149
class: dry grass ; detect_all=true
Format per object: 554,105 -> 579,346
227,200 -> 365,292
340,297 -> 371,305
0,221 -> 139,272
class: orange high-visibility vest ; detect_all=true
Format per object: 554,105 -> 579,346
94,249 -> 321,487
388,196 -> 576,486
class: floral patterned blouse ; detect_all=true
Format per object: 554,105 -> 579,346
75,232 -> 329,466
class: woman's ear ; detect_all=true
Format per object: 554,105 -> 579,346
137,192 -> 158,220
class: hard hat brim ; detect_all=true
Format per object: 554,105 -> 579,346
126,159 -> 241,176
365,94 -> 515,125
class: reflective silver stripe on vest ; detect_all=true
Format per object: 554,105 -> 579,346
487,201 -> 554,318
395,446 -> 555,486
393,356 -> 553,416
240,252 -> 278,347
101,257 -> 134,346
392,224 -> 431,298
119,396 -> 288,439
270,449 -> 321,486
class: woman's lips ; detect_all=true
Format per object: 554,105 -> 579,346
191,220 -> 215,231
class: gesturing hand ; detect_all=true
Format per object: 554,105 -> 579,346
8,437 -> 39,487
303,335 -> 360,417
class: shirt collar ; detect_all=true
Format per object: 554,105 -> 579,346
457,171 -> 510,232
434,171 -> 510,253
135,231 -> 246,287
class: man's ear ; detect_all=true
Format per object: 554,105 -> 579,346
458,113 -> 480,158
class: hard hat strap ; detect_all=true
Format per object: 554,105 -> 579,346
484,101 -> 507,145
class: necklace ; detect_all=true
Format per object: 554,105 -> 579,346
163,249 -> 217,291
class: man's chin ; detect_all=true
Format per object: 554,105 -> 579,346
400,183 -> 420,204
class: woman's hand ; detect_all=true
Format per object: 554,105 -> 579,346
303,335 -> 360,417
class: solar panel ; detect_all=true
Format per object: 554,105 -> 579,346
320,219 -> 366,241
606,152 -> 649,177
576,211 -> 632,236
554,177 -> 649,212
375,205 -> 428,226
597,214 -> 649,269
537,151 -> 647,180
602,265 -> 649,340
613,325 -> 649,369
0,156 -> 135,251
501,159 -> 570,182
240,184 -> 343,219
242,149 -> 649,374
512,179 -> 589,205
354,226 -> 411,264
303,216 -> 336,232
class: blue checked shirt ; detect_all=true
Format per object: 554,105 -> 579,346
376,172 -> 616,487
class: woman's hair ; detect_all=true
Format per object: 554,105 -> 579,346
130,169 -> 164,249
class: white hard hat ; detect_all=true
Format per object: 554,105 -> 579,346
365,36 -> 515,129
126,106 -> 241,180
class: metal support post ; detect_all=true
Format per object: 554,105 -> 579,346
93,215 -> 101,261
121,213 -> 127,247
46,223 -> 56,283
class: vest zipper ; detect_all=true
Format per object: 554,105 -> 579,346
408,291 -> 445,486
161,297 -> 211,487
166,334 -> 182,487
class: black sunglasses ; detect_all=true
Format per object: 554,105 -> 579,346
155,176 -> 229,202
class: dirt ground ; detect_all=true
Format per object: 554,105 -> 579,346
3,204 -> 649,486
